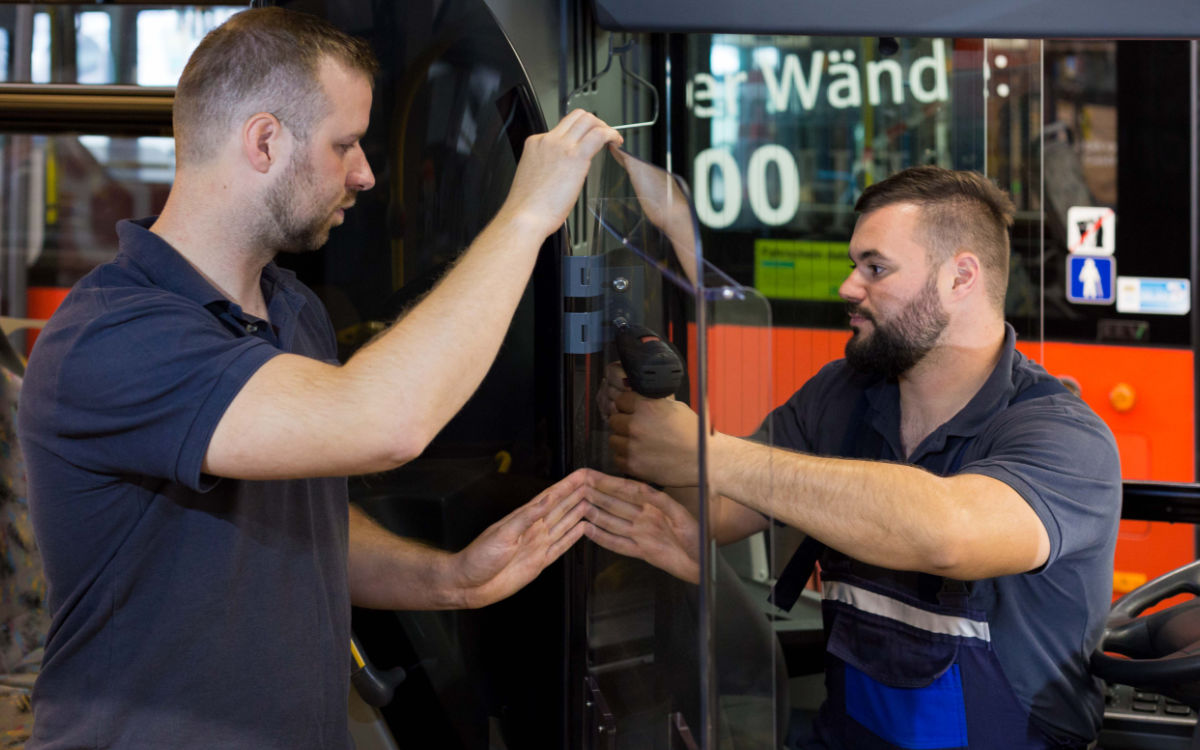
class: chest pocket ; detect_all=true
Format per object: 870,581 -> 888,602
826,605 -> 961,689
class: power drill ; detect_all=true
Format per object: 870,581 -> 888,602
614,323 -> 684,399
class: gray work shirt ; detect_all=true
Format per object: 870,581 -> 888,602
763,324 -> 1121,743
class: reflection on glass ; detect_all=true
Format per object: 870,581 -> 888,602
77,12 -> 113,84
0,134 -> 173,326
677,32 -> 983,357
579,147 -> 778,747
601,147 -> 699,289
665,38 -> 989,573
982,38 -> 1042,345
137,8 -> 240,85
31,13 -> 49,83
686,35 -> 961,236
0,6 -> 240,85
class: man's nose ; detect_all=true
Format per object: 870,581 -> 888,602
349,148 -> 375,192
838,271 -> 863,303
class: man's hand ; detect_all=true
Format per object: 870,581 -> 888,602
451,469 -> 591,608
608,383 -> 702,488
596,360 -> 629,424
497,110 -> 623,240
580,471 -> 701,584
609,147 -> 698,284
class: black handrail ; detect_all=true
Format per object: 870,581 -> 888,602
1121,481 -> 1200,524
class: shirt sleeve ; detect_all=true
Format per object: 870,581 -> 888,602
753,360 -> 854,451
959,393 -> 1122,570
46,289 -> 281,492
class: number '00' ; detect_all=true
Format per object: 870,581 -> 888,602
693,145 -> 800,229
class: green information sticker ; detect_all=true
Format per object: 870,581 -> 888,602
754,239 -> 849,301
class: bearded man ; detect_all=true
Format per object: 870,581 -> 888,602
586,166 -> 1121,750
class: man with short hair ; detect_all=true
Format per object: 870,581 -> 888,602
586,166 -> 1121,749
19,8 -> 621,748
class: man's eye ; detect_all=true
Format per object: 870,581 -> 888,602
850,262 -> 884,276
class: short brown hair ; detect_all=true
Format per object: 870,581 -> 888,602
855,166 -> 1015,309
173,7 -> 378,167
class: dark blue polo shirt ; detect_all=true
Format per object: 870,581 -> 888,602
19,218 -> 352,749
764,324 -> 1121,744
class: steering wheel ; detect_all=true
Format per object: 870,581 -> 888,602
1090,559 -> 1200,708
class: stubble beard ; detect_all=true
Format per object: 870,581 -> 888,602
260,149 -> 343,254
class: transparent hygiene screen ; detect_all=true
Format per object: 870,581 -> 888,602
574,147 -> 779,749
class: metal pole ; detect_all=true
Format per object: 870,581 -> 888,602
1190,40 -> 1199,491
4,6 -> 34,332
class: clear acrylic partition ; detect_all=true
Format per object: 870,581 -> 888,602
572,146 -> 775,748
674,35 -> 1047,408
650,33 -> 1051,747
982,40 -> 1044,353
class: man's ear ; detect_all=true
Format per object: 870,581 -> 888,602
949,251 -> 981,299
242,113 -> 287,174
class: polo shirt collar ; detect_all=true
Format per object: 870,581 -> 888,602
859,323 -> 1020,460
940,322 -> 1021,438
117,217 -> 227,307
116,217 -> 307,328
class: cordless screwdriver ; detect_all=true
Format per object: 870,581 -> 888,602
614,323 -> 684,399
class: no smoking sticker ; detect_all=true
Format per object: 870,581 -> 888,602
1067,206 -> 1116,256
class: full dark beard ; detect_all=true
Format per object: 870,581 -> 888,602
845,273 -> 948,379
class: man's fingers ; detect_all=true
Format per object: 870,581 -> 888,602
583,522 -> 639,557
494,482 -> 585,547
604,360 -> 628,384
584,487 -> 641,524
587,475 -> 686,525
560,109 -> 617,143
551,110 -> 622,153
630,482 -> 682,514
609,414 -> 632,438
547,498 -> 589,540
558,109 -> 603,141
583,467 -> 651,500
583,502 -> 635,537
528,469 -> 590,519
554,107 -> 590,133
544,489 -> 580,530
492,489 -> 556,540
494,499 -> 545,543
549,468 -> 591,496
575,122 -> 624,159
538,484 -> 586,530
546,521 -> 588,561
539,109 -> 599,149
613,389 -> 640,414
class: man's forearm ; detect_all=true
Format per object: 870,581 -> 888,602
664,486 -> 769,545
203,212 -> 547,481
347,504 -> 471,611
339,211 -> 545,463
708,433 -> 1045,578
